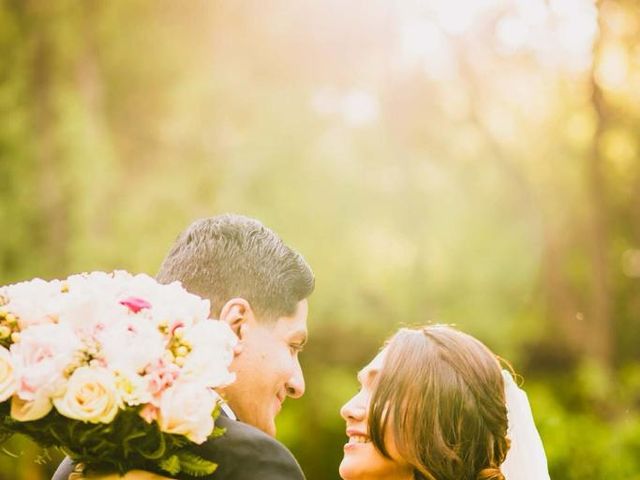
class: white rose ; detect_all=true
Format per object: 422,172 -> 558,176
55,293 -> 124,333
181,321 -> 237,388
11,323 -> 82,402
60,272 -> 131,332
52,274 -> 128,333
0,346 -> 16,402
137,279 -> 211,330
53,366 -> 121,423
66,271 -> 127,298
98,318 -> 165,373
5,278 -> 62,328
158,381 -> 218,444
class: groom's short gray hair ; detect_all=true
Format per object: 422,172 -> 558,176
156,214 -> 315,321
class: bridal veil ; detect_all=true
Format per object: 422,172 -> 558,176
501,370 -> 551,480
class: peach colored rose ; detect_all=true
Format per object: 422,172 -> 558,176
158,381 -> 217,443
0,346 -> 16,402
10,394 -> 53,421
53,366 -> 120,423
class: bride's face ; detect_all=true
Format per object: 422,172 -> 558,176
338,349 -> 414,480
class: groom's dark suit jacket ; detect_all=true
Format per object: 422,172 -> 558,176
51,414 -> 305,480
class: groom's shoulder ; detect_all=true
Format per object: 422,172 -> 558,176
193,415 -> 305,480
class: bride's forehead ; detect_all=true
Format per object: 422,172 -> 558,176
357,348 -> 387,384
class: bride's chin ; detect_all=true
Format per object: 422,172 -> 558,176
339,450 -> 369,480
339,444 -> 415,480
338,459 -> 355,480
339,453 -> 355,475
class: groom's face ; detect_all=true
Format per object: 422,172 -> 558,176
224,299 -> 308,436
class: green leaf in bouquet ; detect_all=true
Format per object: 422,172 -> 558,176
0,397 -> 229,476
122,429 -> 148,456
175,450 -> 218,477
166,433 -> 189,450
158,454 -> 180,475
209,404 -> 226,439
134,426 -> 167,460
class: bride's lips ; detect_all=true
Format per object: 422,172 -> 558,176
344,428 -> 371,451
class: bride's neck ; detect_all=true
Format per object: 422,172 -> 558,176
368,472 -> 415,480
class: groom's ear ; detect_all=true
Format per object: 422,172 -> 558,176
219,298 -> 255,354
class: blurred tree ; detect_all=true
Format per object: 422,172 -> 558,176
0,1 -> 639,479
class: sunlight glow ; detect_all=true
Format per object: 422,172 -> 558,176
596,44 -> 629,90
550,0 -> 598,71
398,19 -> 455,79
514,0 -> 548,27
399,19 -> 443,65
496,16 -> 530,53
342,90 -> 380,127
310,88 -> 379,128
434,2 -> 475,35
432,0 -> 504,35
396,0 -> 598,75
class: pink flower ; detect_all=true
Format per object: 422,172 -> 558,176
169,321 -> 185,336
139,403 -> 159,423
119,297 -> 152,314
145,359 -> 181,406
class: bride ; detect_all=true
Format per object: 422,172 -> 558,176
339,325 -> 550,480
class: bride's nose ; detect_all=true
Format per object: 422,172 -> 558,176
340,393 -> 366,421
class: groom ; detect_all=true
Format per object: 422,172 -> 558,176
52,214 -> 315,479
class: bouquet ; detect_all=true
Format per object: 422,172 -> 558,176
0,271 -> 238,477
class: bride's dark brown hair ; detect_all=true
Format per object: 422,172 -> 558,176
368,325 -> 510,480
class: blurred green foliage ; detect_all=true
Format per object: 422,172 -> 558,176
1,0 -> 639,479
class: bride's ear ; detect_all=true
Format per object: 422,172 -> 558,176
219,298 -> 254,354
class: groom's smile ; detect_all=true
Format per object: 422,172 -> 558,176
221,299 -> 309,436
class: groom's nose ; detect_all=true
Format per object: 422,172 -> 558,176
285,356 -> 305,398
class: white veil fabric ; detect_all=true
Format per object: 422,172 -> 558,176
500,370 -> 551,480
